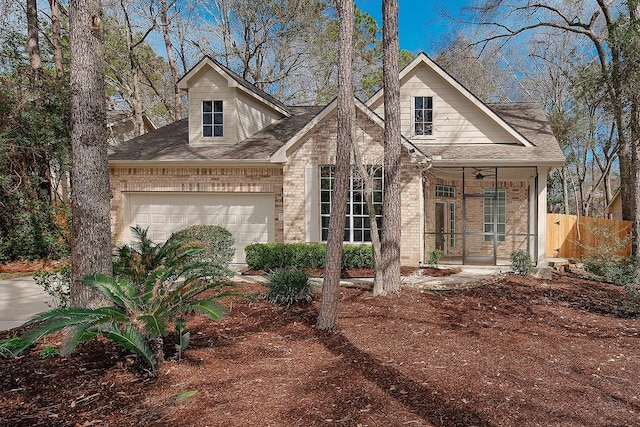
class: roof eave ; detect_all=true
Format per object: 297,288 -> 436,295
109,159 -> 279,168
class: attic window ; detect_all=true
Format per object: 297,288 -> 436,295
203,100 -> 223,137
414,96 -> 433,136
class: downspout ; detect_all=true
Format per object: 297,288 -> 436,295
534,168 -> 539,266
419,172 -> 425,265
462,167 -> 466,265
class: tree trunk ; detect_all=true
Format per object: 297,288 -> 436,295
381,0 -> 401,293
628,0 -> 640,256
160,0 -> 182,120
27,0 -> 42,86
69,0 -> 112,308
316,0 -> 354,331
351,146 -> 384,295
49,0 -> 63,79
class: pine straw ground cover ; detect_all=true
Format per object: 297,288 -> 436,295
1,270 -> 639,426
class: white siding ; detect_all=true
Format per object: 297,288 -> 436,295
371,62 -> 517,145
237,91 -> 282,141
187,67 -> 237,145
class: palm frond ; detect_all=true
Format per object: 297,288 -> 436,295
137,314 -> 167,338
0,336 -> 31,357
83,274 -> 132,308
9,306 -> 128,355
101,322 -> 157,371
186,298 -> 228,321
24,306 -> 126,326
59,325 -> 100,356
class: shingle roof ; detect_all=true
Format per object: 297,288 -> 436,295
418,102 -> 565,167
108,106 -> 322,163
108,102 -> 563,167
206,57 -> 290,114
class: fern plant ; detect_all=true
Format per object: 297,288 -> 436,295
1,229 -> 238,372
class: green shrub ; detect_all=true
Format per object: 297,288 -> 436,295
341,245 -> 373,269
428,249 -> 444,265
168,224 -> 235,268
33,264 -> 71,308
584,256 -> 640,297
510,250 -> 532,276
245,243 -> 373,270
261,269 -> 312,306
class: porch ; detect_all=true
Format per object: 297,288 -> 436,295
423,166 -> 546,267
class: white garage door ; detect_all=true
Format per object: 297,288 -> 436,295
126,193 -> 275,263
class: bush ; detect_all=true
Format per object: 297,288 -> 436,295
584,256 -> 640,297
245,243 -> 326,270
33,263 -> 71,308
580,223 -> 631,281
245,243 -> 373,270
341,245 -> 373,270
261,269 -> 312,306
428,249 -> 444,265
168,224 -> 235,268
510,250 -> 532,276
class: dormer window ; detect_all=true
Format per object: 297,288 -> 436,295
203,100 -> 223,137
414,96 -> 433,136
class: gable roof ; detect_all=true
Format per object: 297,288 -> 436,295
271,97 -> 428,163
419,102 -> 565,167
177,56 -> 291,118
366,52 -> 534,148
108,106 -> 321,164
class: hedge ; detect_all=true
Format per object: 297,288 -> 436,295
244,243 -> 373,270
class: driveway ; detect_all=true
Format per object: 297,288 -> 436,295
0,276 -> 52,331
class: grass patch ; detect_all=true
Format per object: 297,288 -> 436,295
0,272 -> 32,280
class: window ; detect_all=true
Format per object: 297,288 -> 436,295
203,100 -> 223,137
435,184 -> 455,198
320,165 -> 383,242
483,188 -> 506,242
414,96 -> 433,136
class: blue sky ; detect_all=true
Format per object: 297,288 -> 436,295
355,0 -> 470,54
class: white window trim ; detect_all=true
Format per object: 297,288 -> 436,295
412,95 -> 436,140
202,100 -> 224,139
450,201 -> 456,248
319,165 -> 383,243
483,188 -> 506,242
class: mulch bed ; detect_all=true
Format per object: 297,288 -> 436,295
1,270 -> 639,426
243,265 -> 462,278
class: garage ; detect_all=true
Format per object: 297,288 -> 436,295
125,192 -> 275,263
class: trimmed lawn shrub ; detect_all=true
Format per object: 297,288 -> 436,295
245,243 -> 373,270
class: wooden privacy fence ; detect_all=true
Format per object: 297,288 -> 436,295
547,214 -> 632,259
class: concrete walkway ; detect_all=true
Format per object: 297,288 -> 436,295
0,276 -> 52,331
239,265 -> 508,291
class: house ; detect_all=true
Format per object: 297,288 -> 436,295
107,110 -> 157,146
108,53 -> 565,268
605,190 -> 622,220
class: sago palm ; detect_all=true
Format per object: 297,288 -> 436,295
2,228 -> 237,372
